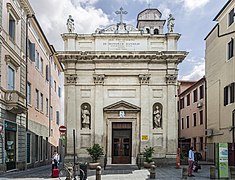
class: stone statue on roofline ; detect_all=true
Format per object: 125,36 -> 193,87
167,14 -> 175,33
67,15 -> 75,33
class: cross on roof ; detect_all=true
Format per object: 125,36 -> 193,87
115,7 -> 128,24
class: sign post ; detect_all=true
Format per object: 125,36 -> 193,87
59,125 -> 67,168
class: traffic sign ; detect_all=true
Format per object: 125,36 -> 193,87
59,125 -> 67,133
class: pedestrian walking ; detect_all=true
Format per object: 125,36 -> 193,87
52,150 -> 60,169
188,147 -> 195,177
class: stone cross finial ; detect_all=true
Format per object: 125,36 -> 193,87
115,7 -> 128,24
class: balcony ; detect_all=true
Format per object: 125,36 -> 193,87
1,88 -> 27,114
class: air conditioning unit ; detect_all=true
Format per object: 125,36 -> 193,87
197,102 -> 203,108
206,129 -> 213,137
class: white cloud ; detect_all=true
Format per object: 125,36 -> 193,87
181,0 -> 210,11
181,61 -> 205,80
29,0 -> 111,50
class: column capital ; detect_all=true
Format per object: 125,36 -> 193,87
93,74 -> 105,85
166,74 -> 177,84
139,74 -> 151,85
65,74 -> 77,85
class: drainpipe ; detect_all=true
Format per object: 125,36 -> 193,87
49,55 -> 52,137
25,14 -> 34,131
205,78 -> 207,160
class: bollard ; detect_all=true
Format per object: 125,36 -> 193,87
96,166 -> 102,180
182,167 -> 188,179
230,167 -> 235,179
210,166 -> 216,179
149,165 -> 156,179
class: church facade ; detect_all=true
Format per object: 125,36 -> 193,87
58,8 -> 188,164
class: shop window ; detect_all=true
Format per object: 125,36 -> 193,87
45,137 -> 48,159
26,133 -> 31,163
35,135 -> 38,161
40,136 -> 43,161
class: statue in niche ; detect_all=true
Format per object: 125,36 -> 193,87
66,15 -> 75,33
167,14 -> 175,33
81,104 -> 90,129
153,104 -> 162,129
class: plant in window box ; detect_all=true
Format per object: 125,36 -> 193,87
86,144 -> 104,169
143,146 -> 155,168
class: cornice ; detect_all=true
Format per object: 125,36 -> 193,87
57,51 -> 188,64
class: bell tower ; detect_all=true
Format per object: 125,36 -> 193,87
136,9 -> 166,34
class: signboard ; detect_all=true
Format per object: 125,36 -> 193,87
141,135 -> 149,141
59,125 -> 67,133
5,121 -> 17,131
218,143 -> 229,178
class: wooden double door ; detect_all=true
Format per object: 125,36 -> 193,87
112,123 -> 132,164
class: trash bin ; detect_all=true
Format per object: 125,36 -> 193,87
80,162 -> 87,180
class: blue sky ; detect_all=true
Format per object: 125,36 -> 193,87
29,0 -> 228,80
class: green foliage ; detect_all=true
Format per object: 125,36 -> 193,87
143,146 -> 154,163
86,144 -> 104,162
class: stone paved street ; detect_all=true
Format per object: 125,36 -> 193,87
0,164 -> 213,180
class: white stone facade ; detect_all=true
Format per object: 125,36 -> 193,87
58,9 -> 187,164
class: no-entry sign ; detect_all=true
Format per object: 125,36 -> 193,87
59,125 -> 67,133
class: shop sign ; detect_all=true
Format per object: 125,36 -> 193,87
217,143 -> 228,178
5,121 -> 17,131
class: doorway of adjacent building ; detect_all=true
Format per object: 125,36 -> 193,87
5,121 -> 17,170
112,122 -> 132,164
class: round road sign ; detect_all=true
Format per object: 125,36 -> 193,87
59,125 -> 67,133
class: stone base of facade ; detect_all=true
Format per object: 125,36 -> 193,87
16,161 -> 26,171
0,164 -> 6,174
153,157 -> 176,166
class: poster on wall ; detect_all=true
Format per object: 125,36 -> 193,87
218,143 -> 228,178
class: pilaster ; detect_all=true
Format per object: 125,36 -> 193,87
93,74 -> 105,144
139,74 -> 151,151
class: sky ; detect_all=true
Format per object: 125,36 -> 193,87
28,0 -> 228,80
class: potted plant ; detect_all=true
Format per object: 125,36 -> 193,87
86,144 -> 104,169
143,146 -> 155,168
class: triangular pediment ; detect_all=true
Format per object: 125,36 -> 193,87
104,100 -> 140,111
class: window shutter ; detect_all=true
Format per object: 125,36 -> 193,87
31,43 -> 35,62
224,86 -> 228,106
46,65 -> 49,81
231,83 -> 235,103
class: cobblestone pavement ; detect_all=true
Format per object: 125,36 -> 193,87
0,164 -> 213,180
